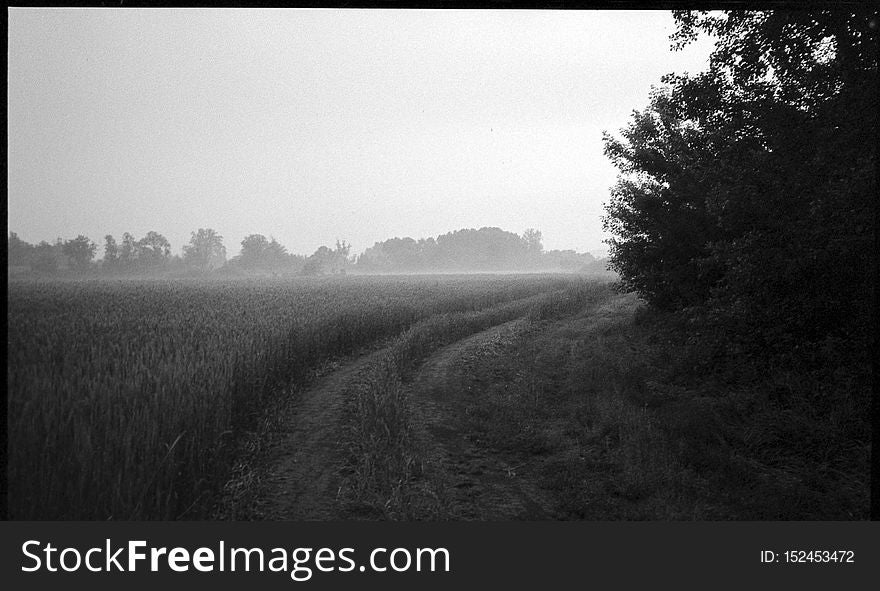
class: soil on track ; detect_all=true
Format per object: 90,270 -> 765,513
252,315 -> 551,520
404,318 -> 558,519
252,348 -> 387,519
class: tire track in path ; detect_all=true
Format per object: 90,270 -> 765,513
251,348 -> 389,520
252,316 -> 548,520
404,318 -> 558,520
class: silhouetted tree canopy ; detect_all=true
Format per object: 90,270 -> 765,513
356,227 -> 596,273
33,240 -> 64,274
97,231 -> 173,273
302,240 -> 351,275
138,231 -> 172,266
602,9 -> 876,353
522,228 -> 544,256
61,235 -> 97,270
103,235 -> 119,269
120,232 -> 138,267
234,233 -> 305,274
8,227 -> 605,278
239,234 -> 271,269
183,228 -> 227,271
7,232 -> 34,267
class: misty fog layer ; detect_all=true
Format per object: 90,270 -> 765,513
7,9 -> 713,257
7,226 -> 613,277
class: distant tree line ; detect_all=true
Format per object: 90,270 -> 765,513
355,227 -> 607,274
7,229 -> 352,277
231,234 -> 350,275
8,226 -> 606,277
602,9 -> 875,355
8,229 -> 226,276
8,233 -> 98,275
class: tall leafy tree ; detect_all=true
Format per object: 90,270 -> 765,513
183,228 -> 226,271
137,231 -> 172,267
239,234 -> 270,269
120,232 -> 138,268
32,241 -> 59,274
522,228 -> 544,266
103,235 -> 119,270
602,85 -> 722,309
62,235 -> 97,270
266,237 -> 291,272
602,9 -> 877,350
7,232 -> 34,267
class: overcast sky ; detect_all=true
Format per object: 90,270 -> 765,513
8,8 -> 714,257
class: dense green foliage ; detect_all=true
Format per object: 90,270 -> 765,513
7,275 -> 582,519
603,9 -> 876,355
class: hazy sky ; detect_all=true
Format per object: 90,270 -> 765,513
8,8 -> 714,257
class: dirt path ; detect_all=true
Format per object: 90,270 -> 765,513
252,349 -> 390,520
405,318 -> 559,519
252,316 -> 549,520
248,291 -> 732,521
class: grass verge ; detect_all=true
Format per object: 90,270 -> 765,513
439,292 -> 870,519
337,280 -> 613,519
